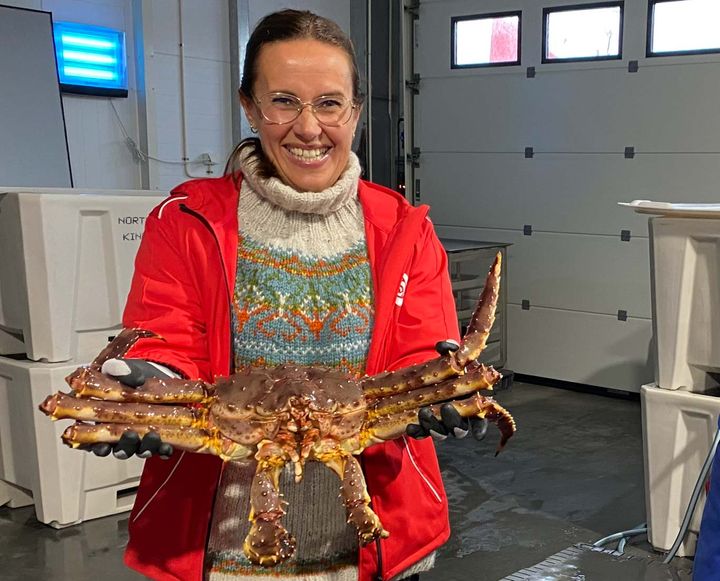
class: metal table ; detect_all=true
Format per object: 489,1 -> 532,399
440,238 -> 512,369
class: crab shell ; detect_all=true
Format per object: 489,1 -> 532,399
38,252 -> 515,567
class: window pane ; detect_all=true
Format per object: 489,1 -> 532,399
545,6 -> 622,61
651,0 -> 720,54
454,14 -> 520,67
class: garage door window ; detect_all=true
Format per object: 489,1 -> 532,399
648,0 -> 720,56
451,12 -> 521,68
543,2 -> 623,63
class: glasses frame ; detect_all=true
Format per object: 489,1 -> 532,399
253,92 -> 358,127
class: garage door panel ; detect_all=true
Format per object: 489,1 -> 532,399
436,225 -> 651,318
507,305 -> 653,392
420,153 -> 720,235
415,66 -> 720,154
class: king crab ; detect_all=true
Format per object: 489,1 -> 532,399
39,253 -> 515,566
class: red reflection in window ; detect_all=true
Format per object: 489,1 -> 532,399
490,18 -> 519,62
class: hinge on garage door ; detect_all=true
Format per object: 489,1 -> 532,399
405,0 -> 420,20
407,147 -> 421,168
406,73 -> 421,95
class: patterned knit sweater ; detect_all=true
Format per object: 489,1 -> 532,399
205,149 -> 371,581
205,148 -> 435,581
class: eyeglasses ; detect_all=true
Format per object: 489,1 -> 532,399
253,92 -> 357,127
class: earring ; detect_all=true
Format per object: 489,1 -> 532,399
250,124 -> 258,134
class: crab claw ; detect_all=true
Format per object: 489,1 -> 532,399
454,252 -> 501,368
88,328 -> 160,370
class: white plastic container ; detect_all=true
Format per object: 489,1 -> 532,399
0,188 -> 165,363
641,383 -> 720,556
650,216 -> 720,392
0,355 -> 144,527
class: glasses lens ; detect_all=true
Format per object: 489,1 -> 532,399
258,93 -> 302,124
257,93 -> 354,126
311,97 -> 352,127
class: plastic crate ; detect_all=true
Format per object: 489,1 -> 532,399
0,189 -> 164,362
0,355 -> 143,527
641,383 -> 720,556
650,217 -> 720,392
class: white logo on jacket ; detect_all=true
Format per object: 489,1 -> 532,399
395,273 -> 409,307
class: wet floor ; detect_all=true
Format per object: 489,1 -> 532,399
0,381 -> 694,580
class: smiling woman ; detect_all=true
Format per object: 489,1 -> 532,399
86,8 -> 476,581
237,38 -> 361,193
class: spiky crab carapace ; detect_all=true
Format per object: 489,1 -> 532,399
39,253 -> 514,566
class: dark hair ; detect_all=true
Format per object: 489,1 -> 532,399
225,9 -> 365,180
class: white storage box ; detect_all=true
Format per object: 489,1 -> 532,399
0,355 -> 144,527
641,383 -> 720,556
0,188 -> 165,363
650,216 -> 720,392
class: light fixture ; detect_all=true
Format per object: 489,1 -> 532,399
53,21 -> 127,97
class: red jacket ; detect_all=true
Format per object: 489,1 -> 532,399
121,174 -> 460,581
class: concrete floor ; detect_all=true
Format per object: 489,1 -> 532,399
0,381 -> 694,580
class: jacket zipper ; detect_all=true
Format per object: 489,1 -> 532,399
179,204 -> 234,376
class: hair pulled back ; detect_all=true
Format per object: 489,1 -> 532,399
226,9 -> 364,180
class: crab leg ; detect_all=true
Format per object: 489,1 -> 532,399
454,252 -> 501,367
39,392 -> 201,426
361,357 -> 461,399
88,328 -> 159,370
361,393 -> 515,454
366,363 -> 500,418
64,367 -> 209,403
244,441 -> 296,566
57,423 -> 251,460
317,445 -> 389,544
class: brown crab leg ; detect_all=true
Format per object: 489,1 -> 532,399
39,392 -> 200,426
453,252 -> 501,368
366,364 -> 500,419
65,367 -> 209,403
88,328 -> 159,370
360,357 -> 461,399
59,423 -> 252,460
317,445 -> 389,544
361,393 -> 515,454
244,442 -> 296,567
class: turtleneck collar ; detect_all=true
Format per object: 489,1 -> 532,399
238,144 -> 361,215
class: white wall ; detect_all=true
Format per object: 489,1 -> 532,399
3,0 -> 355,192
4,0 -> 142,189
140,0 -> 232,191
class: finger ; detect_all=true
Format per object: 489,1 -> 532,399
406,423 -> 429,439
418,407 -> 447,440
435,339 -> 460,357
440,404 -> 469,438
113,430 -> 141,459
157,443 -> 174,459
91,443 -> 112,457
102,358 -> 144,387
137,431 -> 162,458
470,417 -> 489,441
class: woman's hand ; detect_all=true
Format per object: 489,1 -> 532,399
405,338 -> 489,442
406,405 -> 489,442
83,359 -> 174,459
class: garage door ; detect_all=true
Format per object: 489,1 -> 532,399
407,0 -> 720,391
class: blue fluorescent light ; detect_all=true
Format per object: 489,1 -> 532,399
60,35 -> 115,49
54,21 -> 127,96
63,50 -> 117,65
63,66 -> 117,80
